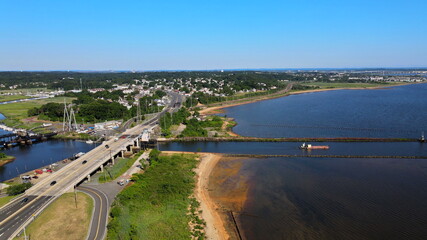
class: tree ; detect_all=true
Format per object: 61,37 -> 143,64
7,182 -> 32,196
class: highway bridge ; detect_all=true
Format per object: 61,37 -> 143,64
0,91 -> 182,240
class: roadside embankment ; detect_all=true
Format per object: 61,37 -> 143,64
13,192 -> 93,240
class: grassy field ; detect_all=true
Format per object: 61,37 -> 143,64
14,192 -> 93,240
0,95 -> 31,103
0,88 -> 48,94
98,151 -> 143,183
0,195 -> 16,208
107,153 -> 203,240
0,97 -> 74,129
300,81 -> 405,89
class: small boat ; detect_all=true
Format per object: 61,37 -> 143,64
86,140 -> 94,144
299,143 -> 329,150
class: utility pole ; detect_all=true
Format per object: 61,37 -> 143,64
74,186 -> 78,208
23,227 -> 28,240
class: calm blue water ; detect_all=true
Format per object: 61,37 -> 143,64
161,84 -> 427,239
232,157 -> 427,240
0,114 -> 95,181
159,141 -> 427,156
221,83 -> 427,138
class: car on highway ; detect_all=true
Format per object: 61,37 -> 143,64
82,160 -> 87,164
21,198 -> 28,203
50,181 -> 57,186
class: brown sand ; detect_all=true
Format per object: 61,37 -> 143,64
221,120 -> 239,137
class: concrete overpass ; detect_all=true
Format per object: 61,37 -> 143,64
0,91 -> 182,240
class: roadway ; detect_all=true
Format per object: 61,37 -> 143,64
77,186 -> 108,240
0,92 -> 183,240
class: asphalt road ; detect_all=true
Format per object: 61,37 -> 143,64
0,196 -> 51,240
77,186 -> 108,240
0,92 -> 182,239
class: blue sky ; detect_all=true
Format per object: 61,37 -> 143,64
1,0 -> 426,70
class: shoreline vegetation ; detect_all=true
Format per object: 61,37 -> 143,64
162,151 -> 254,240
0,154 -> 15,167
163,151 -> 232,240
107,151 -> 205,239
106,150 -> 233,240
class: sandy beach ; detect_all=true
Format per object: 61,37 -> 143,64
162,151 -> 231,240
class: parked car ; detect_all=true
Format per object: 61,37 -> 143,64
117,180 -> 125,186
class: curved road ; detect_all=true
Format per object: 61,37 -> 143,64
77,186 -> 109,240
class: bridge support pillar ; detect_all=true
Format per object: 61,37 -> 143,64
135,139 -> 140,147
111,156 -> 115,165
121,150 -> 125,158
100,164 -> 103,172
87,175 -> 91,182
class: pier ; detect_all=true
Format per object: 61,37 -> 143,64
0,131 -> 57,148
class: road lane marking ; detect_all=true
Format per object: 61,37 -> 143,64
79,187 -> 104,240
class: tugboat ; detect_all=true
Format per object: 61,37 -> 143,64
419,132 -> 426,143
299,142 -> 330,150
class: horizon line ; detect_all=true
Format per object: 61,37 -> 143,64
1,67 -> 427,73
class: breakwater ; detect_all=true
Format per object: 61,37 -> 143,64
222,153 -> 427,159
159,137 -> 419,142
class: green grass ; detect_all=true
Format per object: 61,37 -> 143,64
98,151 -> 143,183
14,192 -> 93,240
0,95 -> 31,103
0,97 -> 74,129
0,88 -> 48,94
299,82 -> 403,89
0,195 -> 16,208
107,153 -> 202,240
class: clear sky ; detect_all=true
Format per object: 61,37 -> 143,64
1,0 -> 426,70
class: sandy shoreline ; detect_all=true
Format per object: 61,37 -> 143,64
162,151 -> 230,240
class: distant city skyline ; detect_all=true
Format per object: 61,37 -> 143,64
1,0 -> 426,70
